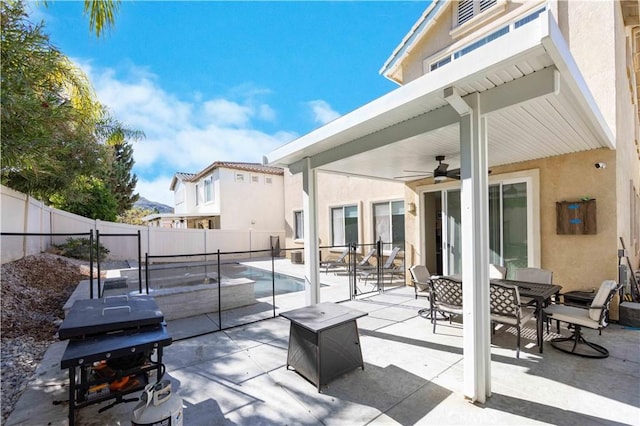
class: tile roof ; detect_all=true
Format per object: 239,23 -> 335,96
192,161 -> 284,180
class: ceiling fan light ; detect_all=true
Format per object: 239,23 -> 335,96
434,175 -> 447,183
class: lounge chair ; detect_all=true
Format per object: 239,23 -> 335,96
320,248 -> 350,274
359,246 -> 401,286
327,247 -> 376,275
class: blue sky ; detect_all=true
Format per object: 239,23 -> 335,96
30,1 -> 428,206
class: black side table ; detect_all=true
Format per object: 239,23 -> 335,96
280,302 -> 367,391
562,291 -> 596,308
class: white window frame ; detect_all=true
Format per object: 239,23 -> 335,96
251,175 -> 260,183
235,173 -> 245,182
293,210 -> 304,241
330,204 -> 359,248
265,176 -> 273,184
204,176 -> 214,203
373,200 -> 405,253
416,169 -> 540,271
195,183 -> 200,206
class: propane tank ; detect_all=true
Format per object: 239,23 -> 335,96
131,380 -> 183,426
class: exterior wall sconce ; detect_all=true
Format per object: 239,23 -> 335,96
407,202 -> 416,214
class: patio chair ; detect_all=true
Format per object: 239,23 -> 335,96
489,264 -> 507,279
429,276 -> 464,333
359,246 -> 401,286
489,281 -> 537,358
514,267 -> 554,330
543,280 -> 620,358
409,265 -> 446,320
320,247 -> 350,274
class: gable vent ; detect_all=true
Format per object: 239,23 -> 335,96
480,0 -> 497,12
457,0 -> 474,26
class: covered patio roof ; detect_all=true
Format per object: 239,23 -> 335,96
264,10 -> 616,404
265,11 -> 614,179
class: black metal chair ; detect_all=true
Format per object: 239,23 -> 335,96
489,281 -> 536,358
429,276 -> 464,333
544,280 -> 619,358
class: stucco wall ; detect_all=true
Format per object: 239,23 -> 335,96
283,171 -> 405,258
400,0 -> 544,84
219,169 -> 285,232
614,3 -> 640,271
406,149 -> 618,296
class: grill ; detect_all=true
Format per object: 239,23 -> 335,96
58,295 -> 172,426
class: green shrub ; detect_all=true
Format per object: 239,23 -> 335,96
52,238 -> 110,261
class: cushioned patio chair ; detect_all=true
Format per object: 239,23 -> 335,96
490,264 -> 507,279
543,280 -> 619,358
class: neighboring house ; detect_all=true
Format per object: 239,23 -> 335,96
284,170 -> 405,258
266,1 -> 640,402
144,162 -> 285,231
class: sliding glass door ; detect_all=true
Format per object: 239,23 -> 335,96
429,180 -> 529,277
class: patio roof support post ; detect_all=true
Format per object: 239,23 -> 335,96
302,157 -> 320,305
457,91 -> 491,403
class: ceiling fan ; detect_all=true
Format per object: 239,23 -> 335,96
394,155 -> 461,181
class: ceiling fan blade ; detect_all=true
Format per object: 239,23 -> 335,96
393,173 -> 433,179
434,162 -> 449,174
403,170 -> 433,174
446,168 -> 461,179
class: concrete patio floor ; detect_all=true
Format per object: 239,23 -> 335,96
6,281 -> 640,425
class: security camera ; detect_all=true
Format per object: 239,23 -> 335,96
594,162 -> 606,169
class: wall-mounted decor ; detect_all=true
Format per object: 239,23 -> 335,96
556,199 -> 596,235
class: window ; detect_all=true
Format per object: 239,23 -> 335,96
236,173 -> 245,182
251,175 -> 259,183
195,183 -> 200,206
373,201 -> 405,251
265,177 -> 273,184
331,205 -> 358,246
294,210 -> 304,240
456,0 -> 497,26
204,176 -> 214,203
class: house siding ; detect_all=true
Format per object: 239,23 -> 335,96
283,171 -> 405,259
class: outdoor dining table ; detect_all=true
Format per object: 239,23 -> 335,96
491,279 -> 562,353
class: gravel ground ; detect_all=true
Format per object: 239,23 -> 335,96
0,253 -> 102,423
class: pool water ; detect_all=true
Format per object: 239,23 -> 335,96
222,264 -> 306,298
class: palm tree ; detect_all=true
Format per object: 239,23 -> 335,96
83,0 -> 120,38
39,0 -> 120,38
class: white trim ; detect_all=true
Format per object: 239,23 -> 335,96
415,169 -> 540,271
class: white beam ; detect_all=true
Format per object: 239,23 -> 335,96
302,158 -> 320,305
478,66 -> 559,114
309,105 -> 460,170
459,92 -> 491,403
444,86 -> 472,116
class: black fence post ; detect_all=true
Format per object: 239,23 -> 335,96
144,253 -> 148,294
376,239 -> 382,292
89,229 -> 94,299
271,242 -> 276,318
96,230 -> 101,298
217,249 -> 222,329
137,230 -> 142,292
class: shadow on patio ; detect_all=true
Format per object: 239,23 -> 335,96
7,286 -> 640,425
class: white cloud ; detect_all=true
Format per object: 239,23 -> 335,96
307,100 -> 340,125
76,62 -> 297,204
203,99 -> 253,127
136,176 -> 174,207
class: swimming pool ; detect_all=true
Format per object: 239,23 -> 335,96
221,264 -> 305,298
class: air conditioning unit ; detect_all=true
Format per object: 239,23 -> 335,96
291,251 -> 304,264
